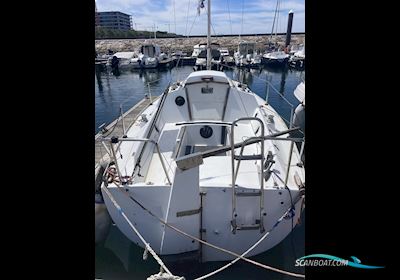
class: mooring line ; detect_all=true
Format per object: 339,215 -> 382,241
104,180 -> 305,278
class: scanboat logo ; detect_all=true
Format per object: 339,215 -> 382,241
295,254 -> 384,269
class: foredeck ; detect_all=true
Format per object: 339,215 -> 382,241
95,97 -> 156,171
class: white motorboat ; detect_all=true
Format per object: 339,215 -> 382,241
218,48 -> 235,66
131,43 -> 162,69
234,41 -> 262,68
195,49 -> 222,70
192,42 -> 219,58
289,45 -> 305,69
171,50 -> 188,60
106,52 -> 138,71
191,43 -> 207,58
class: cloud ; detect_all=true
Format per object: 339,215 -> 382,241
96,0 -> 305,35
250,0 -> 305,12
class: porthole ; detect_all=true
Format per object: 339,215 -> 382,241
200,125 -> 213,138
175,96 -> 185,106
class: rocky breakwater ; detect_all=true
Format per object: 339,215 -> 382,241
95,34 -> 305,55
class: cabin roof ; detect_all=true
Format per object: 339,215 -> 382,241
113,52 -> 135,59
185,70 -> 230,84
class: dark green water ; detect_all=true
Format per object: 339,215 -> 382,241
95,215 -> 305,280
95,65 -> 305,279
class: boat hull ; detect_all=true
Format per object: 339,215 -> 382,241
102,185 -> 304,262
289,58 -> 305,70
262,57 -> 289,67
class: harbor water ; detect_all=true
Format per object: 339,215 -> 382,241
95,65 -> 305,279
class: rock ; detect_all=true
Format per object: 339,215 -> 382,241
95,35 -> 305,55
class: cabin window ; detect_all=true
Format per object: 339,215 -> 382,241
201,87 -> 213,94
175,96 -> 185,106
200,125 -> 213,138
176,125 -> 228,158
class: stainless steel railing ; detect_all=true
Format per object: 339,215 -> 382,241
99,137 -> 172,185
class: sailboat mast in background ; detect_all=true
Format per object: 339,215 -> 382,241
207,0 -> 211,70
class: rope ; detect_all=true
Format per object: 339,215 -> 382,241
185,0 -> 191,37
270,0 -> 279,41
110,94 -> 143,105
240,0 -> 244,39
173,0 -> 176,35
219,62 -> 295,125
275,0 -> 281,37
188,13 -> 198,37
147,77 -> 165,85
226,0 -> 233,35
147,272 -> 185,280
109,180 -> 305,278
194,200 -> 304,280
204,5 -> 218,36
220,62 -> 294,107
285,185 -> 298,260
101,113 -> 121,137
102,186 -> 177,277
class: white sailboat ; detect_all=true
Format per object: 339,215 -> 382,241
99,0 -> 305,263
262,1 -> 290,67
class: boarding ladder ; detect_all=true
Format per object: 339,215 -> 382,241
230,117 -> 265,234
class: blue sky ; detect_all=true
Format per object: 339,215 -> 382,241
96,0 -> 304,35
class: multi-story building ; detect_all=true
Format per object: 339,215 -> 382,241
96,11 -> 132,30
95,2 -> 99,27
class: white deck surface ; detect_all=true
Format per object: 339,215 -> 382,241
145,123 -> 178,184
144,121 -> 293,188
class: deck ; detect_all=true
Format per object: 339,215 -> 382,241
95,97 -> 157,176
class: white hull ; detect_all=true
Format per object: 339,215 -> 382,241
100,70 -> 305,262
234,58 -> 262,68
103,185 -> 303,261
131,62 -> 159,69
106,63 -> 133,72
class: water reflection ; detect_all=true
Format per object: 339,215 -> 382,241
95,66 -> 305,133
95,213 -> 305,280
280,70 -> 287,94
233,68 -> 253,85
139,69 -> 161,85
95,66 -> 103,92
95,65 -> 306,279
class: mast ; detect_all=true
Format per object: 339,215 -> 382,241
275,0 -> 280,38
270,0 -> 279,42
207,0 -> 211,70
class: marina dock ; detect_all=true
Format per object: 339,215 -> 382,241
95,97 -> 155,172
